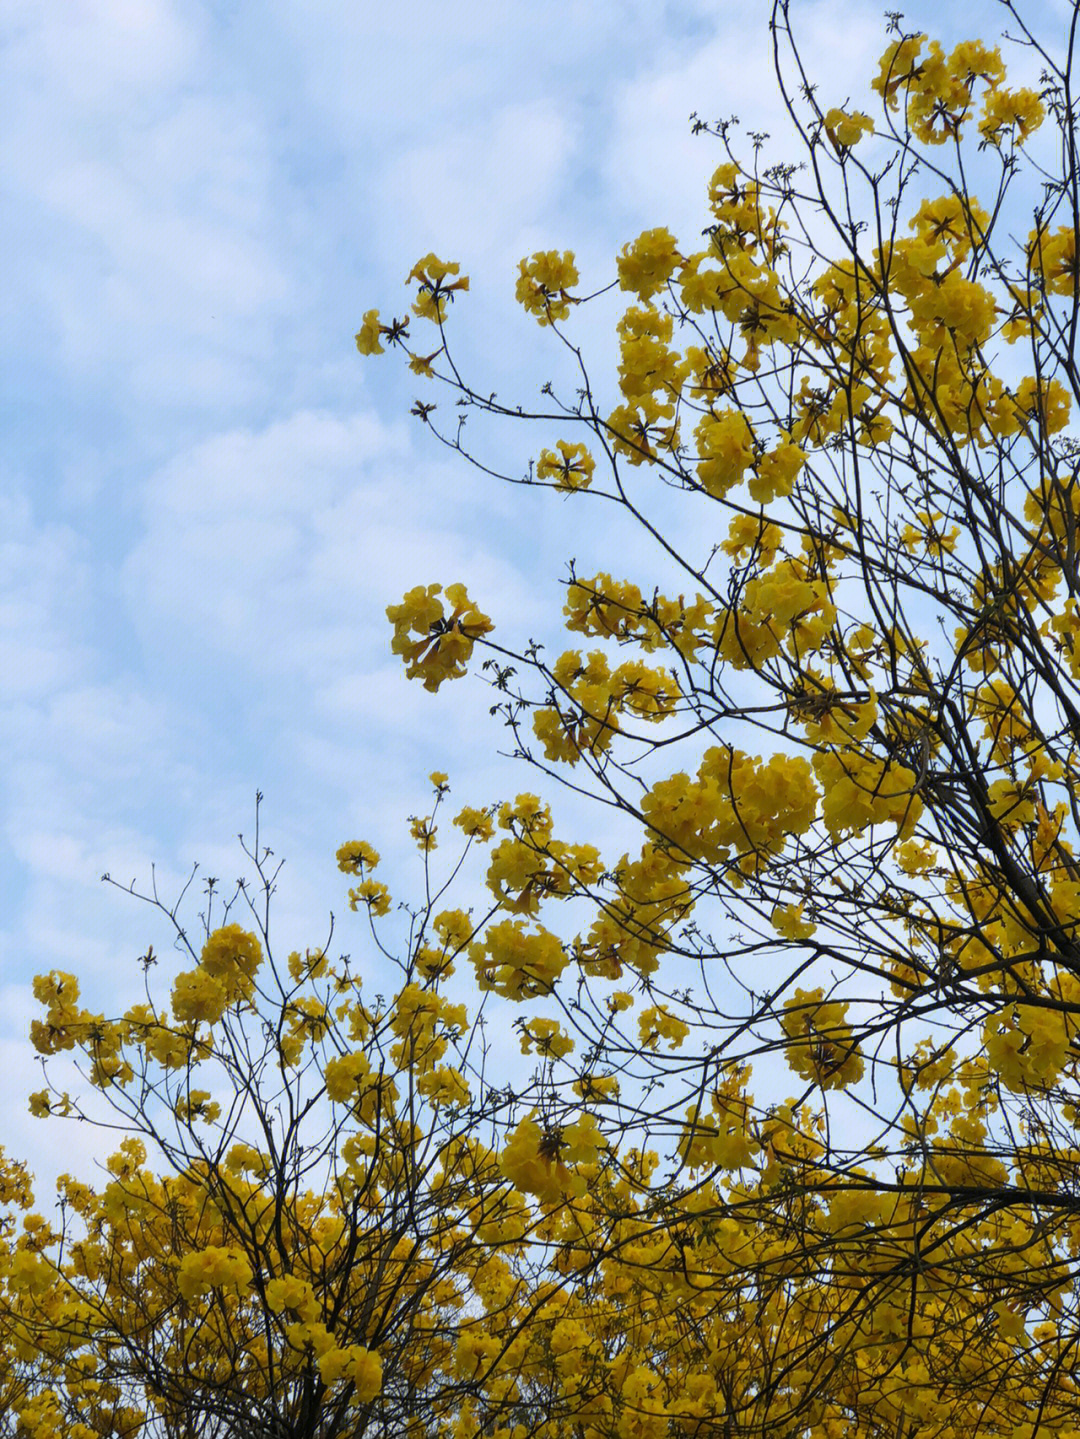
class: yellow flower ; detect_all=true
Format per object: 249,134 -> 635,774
386,582 -> 494,691
872,34 -> 927,110
337,840 -> 380,874
986,777 -> 1036,829
1012,375 -> 1071,433
407,254 -> 469,323
171,968 -> 228,1026
348,879 -> 392,916
695,408 -> 755,498
453,806 -> 494,841
176,1246 -> 253,1302
979,87 -> 1045,144
823,107 -> 874,149
500,1113 -> 583,1204
8,1250 -> 53,1296
515,250 -> 579,324
318,1346 -> 383,1401
616,227 -> 680,300
323,1051 -> 372,1103
518,1017 -> 575,1058
433,907 -> 474,948
265,1274 -> 319,1321
770,903 -> 818,941
174,1090 -> 221,1124
895,839 -> 939,875
748,437 -> 805,504
469,919 -> 567,999
536,440 -> 595,491
638,1004 -> 690,1050
354,309 -> 385,355
408,348 -> 440,377
288,947 -> 329,981
226,1142 -> 268,1174
417,1064 -> 471,1107
781,988 -> 864,1090
200,925 -> 262,1002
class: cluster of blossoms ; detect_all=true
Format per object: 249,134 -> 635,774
822,106 -> 874,149
562,571 -> 714,662
176,1246 -> 253,1302
170,925 -> 263,1026
518,1016 -> 575,1059
406,252 -> 470,324
386,582 -> 493,692
514,250 -> 579,324
498,1111 -> 606,1205
532,647 -> 681,765
536,439 -> 595,491
873,33 -> 1044,146
1029,224 -> 1078,295
679,1066 -> 758,1172
779,989 -> 866,1091
338,837 -> 392,915
317,1344 -> 384,1402
616,227 -> 682,301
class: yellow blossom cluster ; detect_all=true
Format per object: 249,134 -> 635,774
637,1004 -> 689,1051
642,746 -> 819,876
1029,224 -> 1077,296
176,1245 -> 253,1302
318,1344 -> 383,1401
387,582 -> 493,691
532,648 -> 681,765
483,794 -> 603,916
498,1111 -> 605,1205
616,227 -> 681,301
562,572 -> 714,661
469,918 -> 567,1000
823,106 -> 874,149
518,1016 -> 575,1059
336,839 -> 380,874
814,748 -> 921,839
721,556 -> 838,667
536,439 -> 595,491
171,925 -> 262,1026
694,407 -> 755,498
453,805 -> 494,840
515,250 -> 579,324
780,989 -> 866,1090
872,35 -> 1026,146
406,252 -> 469,323
678,1067 -> 757,1172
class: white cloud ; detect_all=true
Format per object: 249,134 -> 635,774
3,0 -> 199,110
0,492 -> 93,703
384,99 -> 579,267
122,408 -> 524,675
3,2 -> 291,412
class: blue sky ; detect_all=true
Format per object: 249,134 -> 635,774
2,0 -> 1070,1187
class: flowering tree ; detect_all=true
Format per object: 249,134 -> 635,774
9,3 -> 1080,1437
3,798 -> 581,1439
360,1 -> 1080,1433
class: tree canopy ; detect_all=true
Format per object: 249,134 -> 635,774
5,2 -> 1080,1436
